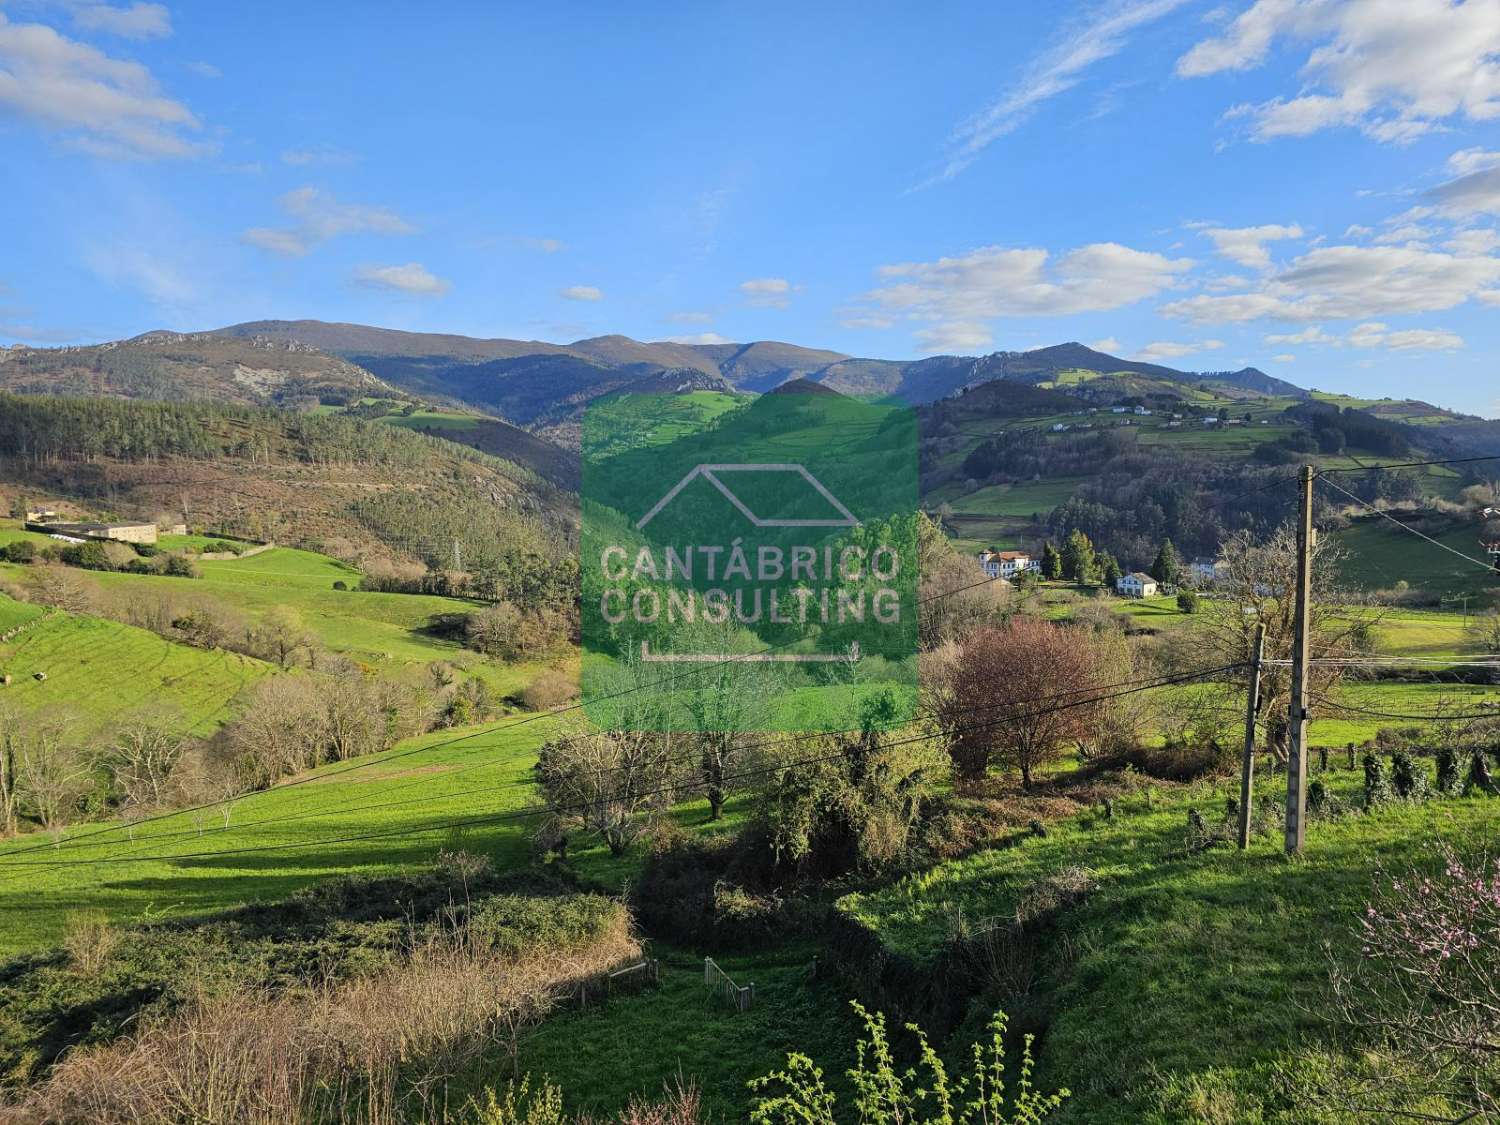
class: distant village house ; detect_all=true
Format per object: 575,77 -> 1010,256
978,548 -> 1039,579
1116,572 -> 1159,598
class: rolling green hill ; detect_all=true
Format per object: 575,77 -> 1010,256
0,598 -> 274,736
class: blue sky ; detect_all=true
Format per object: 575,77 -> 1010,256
3,0 -> 1500,416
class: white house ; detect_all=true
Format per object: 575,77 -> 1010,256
1133,406 -> 1152,416
1111,406 -> 1128,414
1051,423 -> 1070,432
978,549 -> 1037,579
1117,572 -> 1159,598
1189,558 -> 1229,585
1202,417 -> 1220,426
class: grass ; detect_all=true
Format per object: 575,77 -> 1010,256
499,940 -> 859,1120
838,765 -> 1500,1122
155,533 -> 258,553
1334,513 -> 1500,600
0,599 -> 273,735
0,716 -> 559,957
0,546 -> 548,697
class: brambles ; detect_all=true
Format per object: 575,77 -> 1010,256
1363,753 -> 1394,809
1389,750 -> 1429,801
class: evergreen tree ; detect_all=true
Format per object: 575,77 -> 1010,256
1100,552 -> 1123,588
1061,529 -> 1098,584
1150,538 -> 1183,586
1041,542 -> 1063,581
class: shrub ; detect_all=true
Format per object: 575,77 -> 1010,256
1464,749 -> 1497,796
748,1001 -> 1068,1124
160,554 -> 200,578
1390,750 -> 1429,801
520,670 -> 578,712
63,909 -> 120,976
1176,590 -> 1200,614
332,579 -> 347,591
1363,753 -> 1395,809
3,540 -> 35,564
1436,746 -> 1463,796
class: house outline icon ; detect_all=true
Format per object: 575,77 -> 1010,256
634,463 -> 859,530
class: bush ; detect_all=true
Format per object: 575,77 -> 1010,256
1436,746 -> 1463,795
63,909 -> 120,976
3,540 -> 35,564
1176,590 -> 1200,614
1390,750 -> 1429,801
520,670 -> 577,712
1363,753 -> 1394,809
332,580 -> 347,591
160,554 -> 200,578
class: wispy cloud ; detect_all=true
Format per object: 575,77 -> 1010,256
925,0 -> 1190,184
559,285 -> 603,301
739,277 -> 796,308
242,186 -> 414,257
72,3 -> 172,40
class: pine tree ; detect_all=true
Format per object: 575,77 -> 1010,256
1061,529 -> 1098,584
1150,538 -> 1183,586
1100,552 -> 1123,588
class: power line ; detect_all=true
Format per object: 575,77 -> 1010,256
1316,475 -> 1498,575
1320,455 -> 1500,475
0,661 -> 1244,870
1308,694 -> 1500,723
6,659 -> 1244,864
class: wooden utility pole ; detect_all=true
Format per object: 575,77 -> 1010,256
1237,623 -> 1266,849
1285,464 -> 1315,855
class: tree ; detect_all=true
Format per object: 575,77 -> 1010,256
0,705 -> 20,836
1467,609 -> 1500,684
224,676 -> 330,786
1060,530 -> 1098,585
534,725 -> 678,856
1150,538 -> 1183,587
13,714 -> 89,833
108,709 -> 193,811
1183,523 -> 1360,762
1041,542 -> 1063,581
937,619 -> 1106,788
253,606 -> 315,669
1099,552 -> 1123,589
24,564 -> 98,614
917,515 -> 1009,650
1176,589 -> 1201,615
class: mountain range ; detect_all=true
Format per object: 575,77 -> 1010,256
3,320 -> 1493,459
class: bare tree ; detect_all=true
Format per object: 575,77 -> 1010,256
251,606 -> 315,669
917,515 -> 1010,650
1184,523 -> 1362,762
0,704 -> 20,836
225,676 -> 330,786
14,714 -> 89,833
936,618 -> 1107,788
108,708 -> 195,812
1467,609 -> 1500,684
24,564 -> 98,614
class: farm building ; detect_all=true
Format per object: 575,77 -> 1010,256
1189,558 -> 1229,585
1117,572 -> 1159,598
27,520 -> 158,545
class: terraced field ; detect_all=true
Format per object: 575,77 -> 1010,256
0,600 -> 273,735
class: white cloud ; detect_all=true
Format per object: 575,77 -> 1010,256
1201,222 -> 1304,268
559,285 -> 603,301
1347,321 -> 1463,350
0,13 -> 204,158
660,332 -> 732,345
864,243 -> 1193,336
1163,242 -> 1500,322
929,0 -> 1190,182
1447,147 -> 1500,176
915,322 -> 994,354
1179,0 -> 1500,144
353,263 -> 450,296
1425,165 -> 1500,219
1135,339 -> 1225,361
1477,289 -> 1500,306
1343,224 -> 1374,239
1271,353 -> 1296,362
1443,229 -> 1500,255
72,3 -> 171,39
242,186 -> 414,257
1264,325 -> 1338,345
739,277 -> 795,308
1089,336 -> 1123,353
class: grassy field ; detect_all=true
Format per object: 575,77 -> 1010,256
838,766 -> 1500,1122
0,599 -> 273,735
155,532 -> 259,553
0,546 -> 547,697
1334,513 -> 1499,600
0,717 -> 558,957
